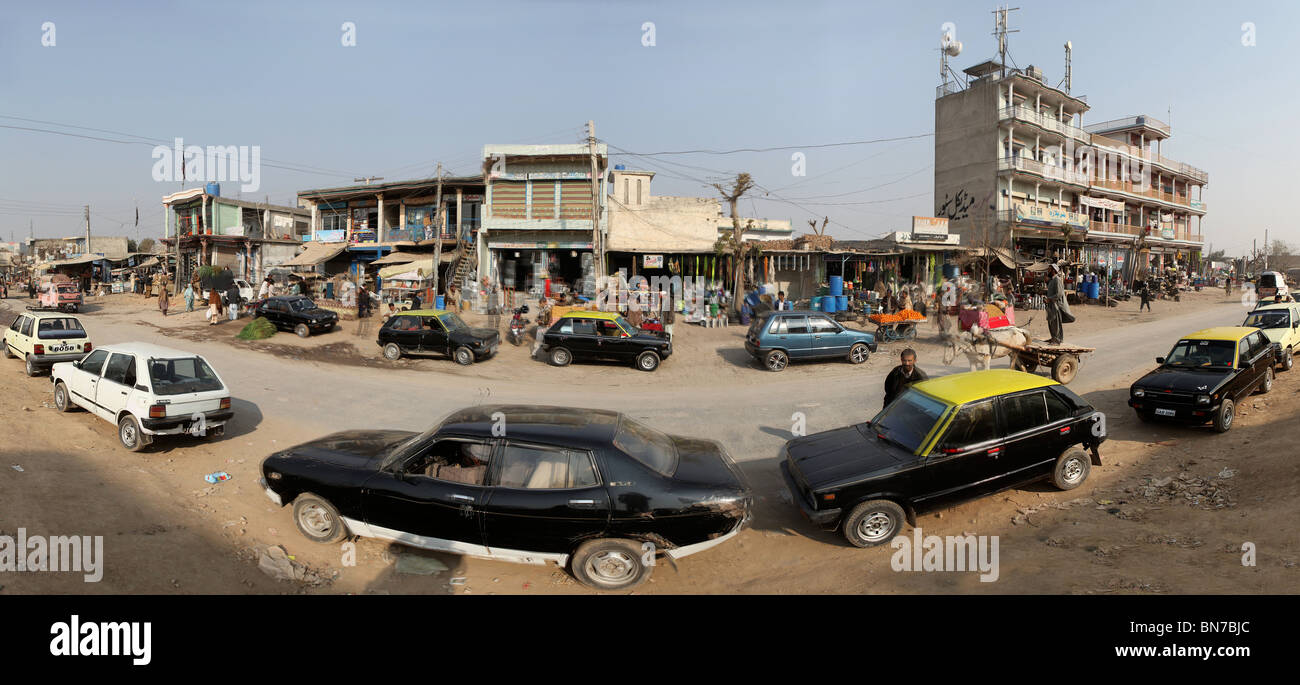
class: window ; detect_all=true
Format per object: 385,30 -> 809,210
1044,390 -> 1073,422
405,439 -> 492,486
1050,385 -> 1090,412
872,389 -> 948,453
491,181 -> 527,219
322,214 -> 346,232
1244,310 -> 1290,329
597,319 -> 624,337
422,316 -> 445,331
148,357 -> 224,396
941,400 -> 999,449
1165,339 -> 1235,369
785,316 -> 809,334
530,181 -> 556,219
80,349 -> 108,376
496,444 -> 599,489
102,354 -> 137,386
809,317 -> 839,333
613,417 -> 678,476
388,316 -> 419,331
570,319 -> 597,336
1251,332 -> 1270,358
20,316 -> 33,337
768,317 -> 787,334
1002,392 -> 1049,435
9,315 -> 22,332
1238,338 -> 1250,365
555,319 -> 574,334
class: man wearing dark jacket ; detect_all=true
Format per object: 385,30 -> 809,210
225,282 -> 242,321
883,348 -> 927,408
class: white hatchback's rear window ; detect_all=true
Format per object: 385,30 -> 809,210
148,357 -> 224,395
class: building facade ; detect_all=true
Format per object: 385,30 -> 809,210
935,57 -> 1207,279
161,187 -> 310,286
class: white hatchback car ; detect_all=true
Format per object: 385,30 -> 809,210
50,342 -> 233,451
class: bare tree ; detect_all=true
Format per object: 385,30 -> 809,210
806,216 -> 829,236
712,173 -> 756,314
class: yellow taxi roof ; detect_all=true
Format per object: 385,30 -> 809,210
1184,326 -> 1257,342
912,369 -> 1058,406
560,310 -> 622,321
405,309 -> 450,317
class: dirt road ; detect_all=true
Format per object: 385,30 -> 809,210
1,290 -> 1295,594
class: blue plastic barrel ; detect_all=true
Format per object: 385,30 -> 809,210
829,275 -> 844,296
435,295 -> 445,309
811,296 -> 821,310
205,182 -> 221,196
822,297 -> 837,313
943,264 -> 959,279
837,295 -> 848,311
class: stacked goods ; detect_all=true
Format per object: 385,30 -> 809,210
896,308 -> 925,321
869,312 -> 902,324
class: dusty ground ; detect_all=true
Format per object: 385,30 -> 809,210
1,287 -> 1295,595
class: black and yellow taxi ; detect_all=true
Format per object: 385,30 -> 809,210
540,310 -> 672,372
1129,326 -> 1279,433
377,309 -> 500,365
780,369 -> 1106,548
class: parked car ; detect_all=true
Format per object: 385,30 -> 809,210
202,279 -> 255,304
540,311 -> 672,371
780,369 -> 1106,547
50,342 -> 233,451
377,309 -> 499,365
1128,327 -> 1280,433
253,295 -> 339,338
3,312 -> 92,377
1254,271 -> 1291,301
1242,303 -> 1300,371
260,405 -> 752,590
745,309 -> 878,372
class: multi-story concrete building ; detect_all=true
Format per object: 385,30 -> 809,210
161,187 -> 310,285
935,56 -> 1207,278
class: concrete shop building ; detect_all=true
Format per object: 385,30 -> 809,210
161,187 -> 310,285
479,144 -> 607,299
934,57 -> 1207,277
296,175 -> 484,284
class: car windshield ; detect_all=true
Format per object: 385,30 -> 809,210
438,313 -> 469,332
613,416 -> 678,476
613,315 -> 636,333
288,298 -> 315,312
38,318 -> 84,333
1243,311 -> 1290,329
870,389 -> 949,453
1163,339 -> 1236,369
1259,274 -> 1278,288
148,356 -> 225,395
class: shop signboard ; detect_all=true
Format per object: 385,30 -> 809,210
313,230 -> 345,242
528,171 -> 591,180
643,254 -> 664,268
911,216 -> 950,233
490,241 -> 592,250
1014,203 -> 1089,230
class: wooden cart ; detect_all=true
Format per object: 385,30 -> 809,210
1004,340 -> 1094,384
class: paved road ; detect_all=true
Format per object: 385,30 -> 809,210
46,299 -> 1248,470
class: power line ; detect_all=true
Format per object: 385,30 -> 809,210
606,133 -> 934,157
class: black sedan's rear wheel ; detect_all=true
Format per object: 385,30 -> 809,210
1050,447 -> 1091,490
292,494 -> 347,544
570,539 -> 651,591
549,346 -> 572,367
843,499 -> 906,548
383,343 -> 402,361
1258,366 -> 1274,394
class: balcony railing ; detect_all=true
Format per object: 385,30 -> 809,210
1000,106 -> 1091,142
1089,178 -> 1207,211
1091,142 -> 1209,185
998,156 -> 1089,185
1085,115 -> 1171,137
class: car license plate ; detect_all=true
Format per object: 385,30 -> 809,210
1155,408 -> 1176,417
47,343 -> 75,353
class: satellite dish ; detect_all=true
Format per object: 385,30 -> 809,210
944,40 -> 963,57
1065,40 -> 1072,50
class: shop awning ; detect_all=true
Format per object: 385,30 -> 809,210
370,252 -> 419,266
281,242 -> 347,267
40,255 -> 102,269
380,258 -> 435,280
136,256 -> 160,269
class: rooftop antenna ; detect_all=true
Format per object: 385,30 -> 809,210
940,26 -> 963,88
1062,40 -> 1072,93
992,5 -> 1020,78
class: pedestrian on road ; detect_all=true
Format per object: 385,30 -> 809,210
258,276 -> 273,301
1139,279 -> 1153,313
225,282 -> 241,322
883,348 -> 927,408
1044,263 -> 1073,344
157,275 -> 170,316
183,282 -> 195,312
206,288 -> 222,325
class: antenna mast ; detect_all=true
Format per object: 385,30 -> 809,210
992,6 -> 1020,77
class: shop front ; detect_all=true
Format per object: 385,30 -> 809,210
488,236 -> 593,302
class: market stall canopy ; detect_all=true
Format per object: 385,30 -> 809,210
135,256 -> 160,269
380,258 -> 437,280
370,252 -> 420,266
39,255 -> 102,269
281,242 -> 347,267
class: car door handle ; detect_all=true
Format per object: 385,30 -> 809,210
120,391 -> 127,396
568,499 -> 597,508
450,494 -> 474,503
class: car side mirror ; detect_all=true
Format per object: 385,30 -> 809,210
1155,357 -> 1164,364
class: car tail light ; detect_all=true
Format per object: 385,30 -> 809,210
148,405 -> 166,419
83,342 -> 92,353
33,344 -> 44,355
821,493 -> 836,502
219,397 -> 231,410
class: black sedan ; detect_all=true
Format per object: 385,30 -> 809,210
781,370 -> 1106,548
254,296 -> 339,338
377,309 -> 498,365
260,405 -> 752,590
1129,326 -> 1278,432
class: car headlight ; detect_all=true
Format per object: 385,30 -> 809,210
1196,394 -> 1211,404
1133,388 -> 1145,398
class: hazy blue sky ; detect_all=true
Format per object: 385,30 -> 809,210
0,0 -> 1293,255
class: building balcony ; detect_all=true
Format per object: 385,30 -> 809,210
1089,177 -> 1207,212
999,106 -> 1091,143
1090,141 -> 1208,184
998,157 -> 1089,186
1086,115 -> 1171,137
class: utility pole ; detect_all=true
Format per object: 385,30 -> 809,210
83,205 -> 91,255
431,163 -> 445,298
1264,229 -> 1269,270
586,120 -> 602,281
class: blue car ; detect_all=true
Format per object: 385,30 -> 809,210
744,310 -> 878,372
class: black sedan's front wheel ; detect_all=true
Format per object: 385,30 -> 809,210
295,323 -> 310,338
843,499 -> 905,548
292,494 -> 347,544
454,345 -> 475,366
636,351 -> 660,372
1212,399 -> 1234,433
1050,447 -> 1090,490
571,539 -> 651,591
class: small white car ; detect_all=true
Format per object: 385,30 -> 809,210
4,311 -> 93,377
202,279 -> 255,304
50,342 -> 233,451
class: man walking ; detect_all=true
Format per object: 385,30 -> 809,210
1044,263 -> 1073,344
225,281 -> 242,322
1138,278 -> 1153,313
883,348 -> 927,408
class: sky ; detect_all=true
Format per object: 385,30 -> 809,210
0,0 -> 1294,257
